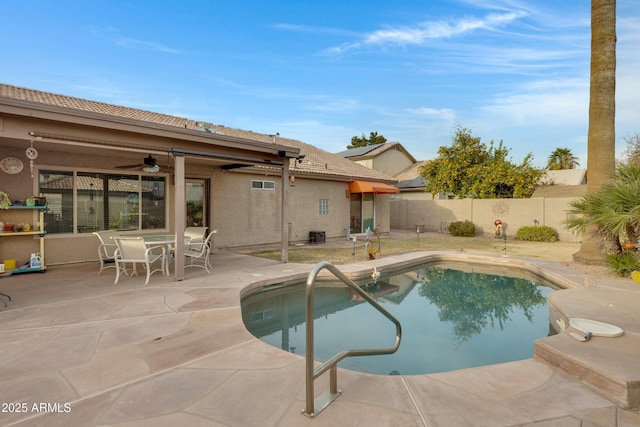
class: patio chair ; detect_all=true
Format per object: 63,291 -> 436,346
112,236 -> 166,284
93,230 -> 119,276
0,291 -> 10,307
185,230 -> 217,273
184,226 -> 208,250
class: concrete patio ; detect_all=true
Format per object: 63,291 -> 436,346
0,249 -> 639,426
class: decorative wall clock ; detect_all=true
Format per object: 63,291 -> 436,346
0,156 -> 24,174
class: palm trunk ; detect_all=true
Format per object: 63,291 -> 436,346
574,0 -> 616,264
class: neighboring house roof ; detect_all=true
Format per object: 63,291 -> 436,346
539,169 -> 587,186
268,138 -> 397,183
0,83 -> 396,184
533,169 -> 586,198
395,160 -> 428,190
40,174 -> 152,193
531,185 -> 587,198
338,142 -> 417,163
337,145 -> 381,158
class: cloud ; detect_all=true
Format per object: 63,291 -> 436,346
304,98 -> 361,113
114,38 -> 184,54
323,11 -> 526,55
481,78 -> 589,126
87,25 -> 185,54
407,107 -> 457,122
271,23 -> 356,37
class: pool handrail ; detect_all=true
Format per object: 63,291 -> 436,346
303,261 -> 402,418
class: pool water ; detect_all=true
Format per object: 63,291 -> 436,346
241,263 -> 558,375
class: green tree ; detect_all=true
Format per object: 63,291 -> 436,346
574,0 -> 617,263
623,132 -> 640,165
347,131 -> 387,149
546,147 -> 580,170
418,126 -> 543,199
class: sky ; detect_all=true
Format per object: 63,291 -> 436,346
2,0 -> 639,168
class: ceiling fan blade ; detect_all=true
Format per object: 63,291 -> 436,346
115,163 -> 143,169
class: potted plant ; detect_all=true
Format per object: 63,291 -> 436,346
0,191 -> 11,209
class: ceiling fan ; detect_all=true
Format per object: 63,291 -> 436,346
116,155 -> 172,173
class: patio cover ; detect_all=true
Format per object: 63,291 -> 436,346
349,180 -> 400,194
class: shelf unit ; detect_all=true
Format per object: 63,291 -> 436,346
0,206 -> 47,274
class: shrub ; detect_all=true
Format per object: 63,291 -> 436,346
515,226 -> 557,242
605,250 -> 640,277
448,220 -> 476,237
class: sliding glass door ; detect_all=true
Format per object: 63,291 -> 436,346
186,179 -> 208,227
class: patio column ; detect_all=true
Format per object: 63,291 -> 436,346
281,161 -> 289,263
173,153 -> 186,280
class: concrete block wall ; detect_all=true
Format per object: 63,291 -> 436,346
390,198 -> 581,242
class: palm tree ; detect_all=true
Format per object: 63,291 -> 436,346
566,163 -> 640,255
546,148 -> 580,170
573,0 -> 617,264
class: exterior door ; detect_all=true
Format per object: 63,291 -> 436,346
362,193 -> 374,233
350,194 -> 361,233
186,179 -> 208,227
350,192 -> 375,234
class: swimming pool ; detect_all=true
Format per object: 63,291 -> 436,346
241,262 -> 559,375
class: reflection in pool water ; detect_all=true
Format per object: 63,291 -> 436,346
242,263 -> 557,375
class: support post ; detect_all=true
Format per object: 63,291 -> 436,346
173,154 -> 186,280
281,161 -> 289,263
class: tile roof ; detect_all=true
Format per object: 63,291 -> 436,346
40,174 -> 151,192
338,142 -> 415,163
539,169 -> 587,186
531,185 -> 586,198
395,160 -> 429,189
0,83 -> 396,183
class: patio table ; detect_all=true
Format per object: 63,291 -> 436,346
142,235 -> 190,275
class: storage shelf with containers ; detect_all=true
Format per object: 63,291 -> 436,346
0,205 -> 47,274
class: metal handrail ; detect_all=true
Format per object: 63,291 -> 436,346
303,261 -> 402,418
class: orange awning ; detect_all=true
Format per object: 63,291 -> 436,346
349,180 -> 400,194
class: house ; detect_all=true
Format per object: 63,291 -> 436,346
0,83 -> 397,276
338,142 -> 416,177
339,143 -> 444,200
531,169 -> 587,198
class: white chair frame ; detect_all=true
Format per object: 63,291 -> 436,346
112,236 -> 166,284
184,226 -> 208,250
185,230 -> 217,273
93,230 -> 119,276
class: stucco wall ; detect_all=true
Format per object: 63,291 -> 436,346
212,172 -> 390,249
372,149 -> 414,177
390,198 -> 581,242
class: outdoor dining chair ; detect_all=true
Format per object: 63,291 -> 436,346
112,236 -> 166,284
185,230 -> 217,273
93,230 -> 119,276
184,226 -> 208,250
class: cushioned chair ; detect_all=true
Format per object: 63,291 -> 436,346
112,236 -> 166,284
93,230 -> 119,276
185,230 -> 217,273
